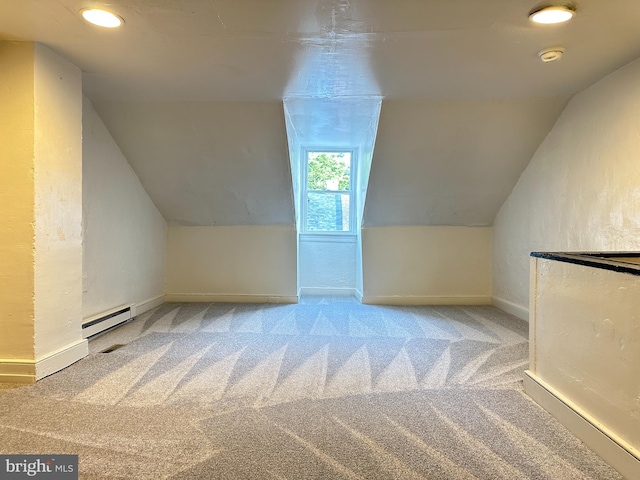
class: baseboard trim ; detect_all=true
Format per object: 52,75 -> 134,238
136,294 -> 166,315
1,340 -> 89,383
362,295 -> 491,306
492,296 -> 529,321
355,289 -> 364,302
166,293 -> 298,304
298,287 -> 356,297
524,371 -> 640,479
35,339 -> 88,380
0,360 -> 37,383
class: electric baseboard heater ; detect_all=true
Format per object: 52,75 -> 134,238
82,304 -> 136,339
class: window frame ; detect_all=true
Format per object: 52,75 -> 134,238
301,147 -> 357,236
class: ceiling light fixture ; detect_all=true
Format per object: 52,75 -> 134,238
529,5 -> 575,24
538,47 -> 566,63
80,8 -> 124,28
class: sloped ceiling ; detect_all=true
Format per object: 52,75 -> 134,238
92,101 -> 294,226
3,0 -> 640,227
363,98 -> 568,226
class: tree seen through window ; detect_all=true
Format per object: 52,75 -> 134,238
305,152 -> 352,232
307,152 -> 350,191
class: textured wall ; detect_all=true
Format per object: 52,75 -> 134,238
82,100 -> 167,319
493,57 -> 640,314
32,44 -> 84,362
0,42 -> 35,363
529,257 -> 640,458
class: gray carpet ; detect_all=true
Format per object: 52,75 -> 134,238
0,298 -> 622,479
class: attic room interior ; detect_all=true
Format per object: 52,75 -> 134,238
1,0 -> 639,478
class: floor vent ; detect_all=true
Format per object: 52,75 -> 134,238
82,304 -> 136,339
100,344 -> 126,354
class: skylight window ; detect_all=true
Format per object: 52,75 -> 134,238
302,150 -> 355,233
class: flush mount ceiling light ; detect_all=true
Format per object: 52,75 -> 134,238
529,5 -> 575,24
80,8 -> 124,28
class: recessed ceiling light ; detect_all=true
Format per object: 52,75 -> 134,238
538,47 -> 566,63
529,6 -> 575,24
80,8 -> 124,28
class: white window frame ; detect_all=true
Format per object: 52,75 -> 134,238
301,147 -> 357,236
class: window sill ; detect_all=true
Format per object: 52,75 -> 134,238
299,233 -> 357,243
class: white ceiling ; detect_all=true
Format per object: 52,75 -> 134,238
3,0 -> 640,226
3,0 -> 640,101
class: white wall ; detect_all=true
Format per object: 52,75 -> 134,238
527,256 -> 640,477
356,234 -> 364,297
82,100 -> 167,319
33,44 -> 85,369
355,101 -> 382,299
283,97 -> 382,296
298,237 -> 356,294
493,57 -> 640,316
283,103 -> 302,230
362,226 -> 492,304
166,226 -> 297,302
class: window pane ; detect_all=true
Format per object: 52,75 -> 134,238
306,192 -> 350,231
307,152 -> 351,191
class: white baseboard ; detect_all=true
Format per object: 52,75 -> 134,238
165,293 -> 298,304
35,339 -> 88,380
355,289 -> 364,302
362,295 -> 491,306
492,296 -> 529,321
136,294 -> 166,315
298,287 -> 356,297
524,371 -> 640,480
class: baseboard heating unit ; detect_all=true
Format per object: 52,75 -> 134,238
82,304 -> 136,339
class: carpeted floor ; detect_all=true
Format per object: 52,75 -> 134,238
0,298 -> 623,479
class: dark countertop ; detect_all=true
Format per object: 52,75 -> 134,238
531,252 -> 640,276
